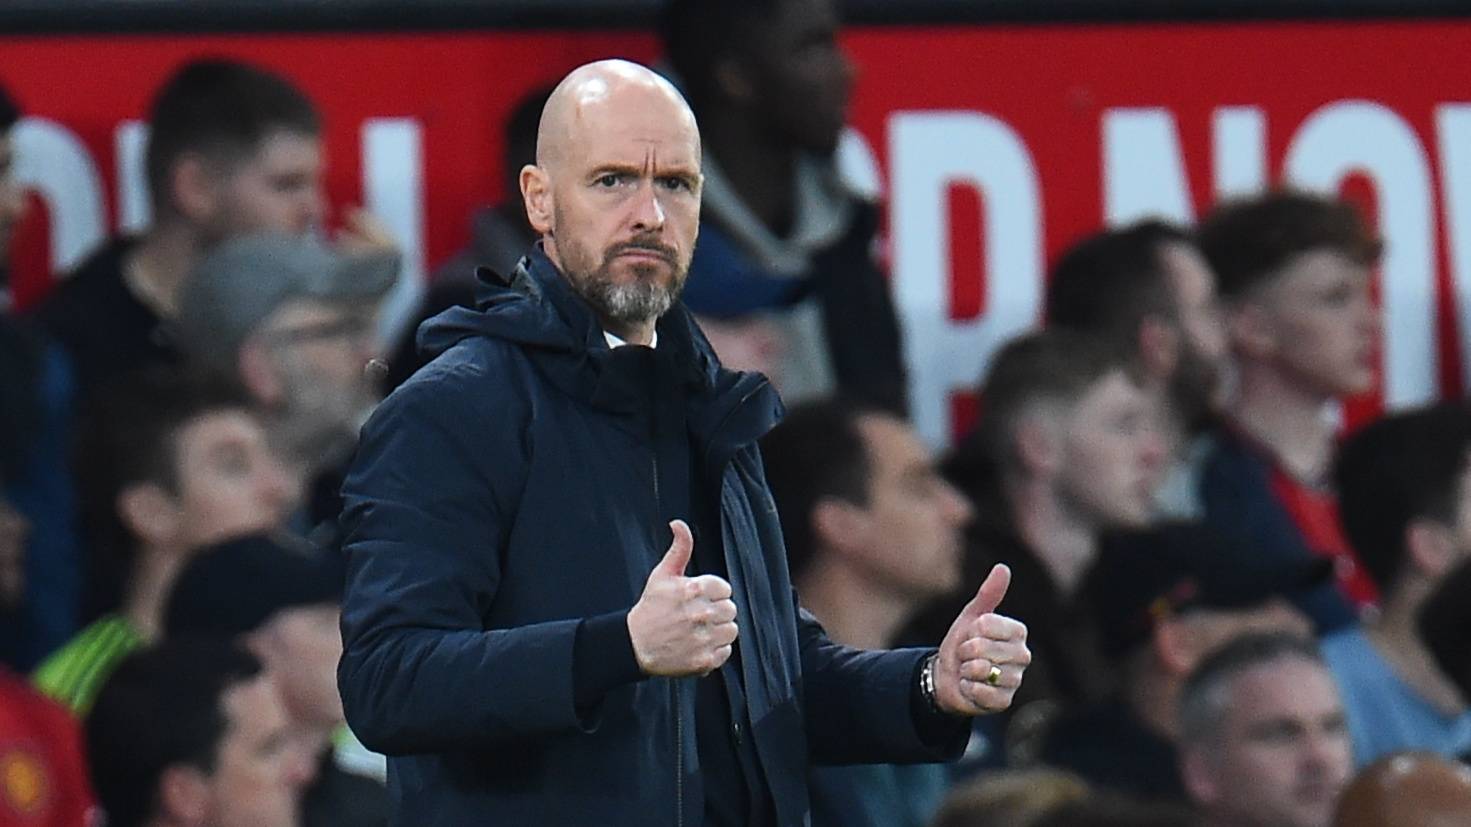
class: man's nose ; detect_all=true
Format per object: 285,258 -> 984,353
629,182 -> 666,232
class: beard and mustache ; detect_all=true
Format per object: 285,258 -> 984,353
562,233 -> 688,329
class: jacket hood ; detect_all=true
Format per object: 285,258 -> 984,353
415,246 -> 783,453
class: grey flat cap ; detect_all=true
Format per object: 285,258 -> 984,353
178,232 -> 400,368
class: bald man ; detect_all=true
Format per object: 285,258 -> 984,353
1334,753 -> 1471,827
337,60 -> 1031,825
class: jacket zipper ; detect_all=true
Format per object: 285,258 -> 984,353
652,446 -> 684,827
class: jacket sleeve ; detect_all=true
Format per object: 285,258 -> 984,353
337,365 -> 603,755
797,602 -> 970,766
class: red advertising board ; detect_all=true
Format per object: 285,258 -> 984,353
4,21 -> 1470,443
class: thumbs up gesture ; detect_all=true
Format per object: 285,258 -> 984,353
627,520 -> 740,677
933,564 -> 1031,716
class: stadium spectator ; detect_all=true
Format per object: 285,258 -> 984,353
1040,523 -> 1314,802
1046,219 -> 1227,519
176,232 -> 397,541
33,370 -> 298,714
382,85 -> 554,393
1333,752 -> 1471,827
0,662 -> 95,826
902,330 -> 1165,762
1320,404 -> 1471,765
32,58 -> 341,401
431,84 -> 549,287
1178,633 -> 1353,827
0,81 -> 83,668
86,638 -> 311,827
929,769 -> 1090,827
662,0 -> 907,410
164,533 -> 386,827
0,474 -> 95,825
762,399 -> 973,827
1419,557 -> 1471,762
1196,190 -> 1381,629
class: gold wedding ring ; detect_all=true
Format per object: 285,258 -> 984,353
985,665 -> 1003,687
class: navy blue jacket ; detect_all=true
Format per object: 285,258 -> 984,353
337,249 -> 966,825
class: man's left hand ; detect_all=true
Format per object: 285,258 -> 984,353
933,563 -> 1030,716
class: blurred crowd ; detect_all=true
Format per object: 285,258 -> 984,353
3,0 -> 1471,826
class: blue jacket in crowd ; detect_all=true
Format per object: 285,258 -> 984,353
337,248 -> 966,825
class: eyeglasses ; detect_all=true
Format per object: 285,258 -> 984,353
265,315 -> 375,347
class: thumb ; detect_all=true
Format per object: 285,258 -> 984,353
960,563 -> 1011,620
654,519 -> 694,578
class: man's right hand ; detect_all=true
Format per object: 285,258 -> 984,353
627,520 -> 739,677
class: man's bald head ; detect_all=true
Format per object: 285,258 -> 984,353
1334,753 -> 1471,827
519,60 -> 705,344
535,59 -> 700,171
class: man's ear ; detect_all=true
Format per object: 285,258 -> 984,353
1137,315 -> 1179,384
157,764 -> 211,826
1227,300 -> 1276,361
1405,517 -> 1456,582
1180,746 -> 1220,808
1014,414 -> 1062,478
520,164 -> 554,236
1152,616 -> 1197,677
170,152 -> 222,224
237,336 -> 283,407
811,497 -> 867,558
117,482 -> 180,549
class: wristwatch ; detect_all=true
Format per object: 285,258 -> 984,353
919,652 -> 940,712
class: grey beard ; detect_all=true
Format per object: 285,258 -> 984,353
574,263 -> 683,327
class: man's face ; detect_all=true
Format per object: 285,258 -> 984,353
209,130 -> 325,242
0,131 -> 27,261
1056,370 -> 1167,528
842,415 -> 973,599
1192,658 -> 1353,827
257,297 -> 381,437
1238,249 -> 1379,398
199,674 -> 309,827
1161,241 -> 1228,420
530,78 -> 703,332
737,0 -> 856,155
166,410 -> 298,551
255,604 -> 344,731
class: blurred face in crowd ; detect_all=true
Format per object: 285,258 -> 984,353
1184,657 -> 1353,827
183,673 -> 310,827
0,129 -> 26,260
729,0 -> 856,155
250,603 -> 344,733
127,409 -> 298,553
1053,369 -> 1167,528
523,62 -> 702,336
1162,241 -> 1228,418
252,296 -> 382,442
1231,249 -> 1379,399
828,414 -> 973,599
202,130 -> 325,243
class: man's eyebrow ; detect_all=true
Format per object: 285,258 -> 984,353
587,162 -> 643,178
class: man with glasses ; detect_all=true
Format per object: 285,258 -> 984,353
176,233 -> 398,542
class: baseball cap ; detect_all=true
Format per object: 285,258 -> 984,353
164,533 -> 343,639
1084,522 -> 1333,657
177,232 -> 400,369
